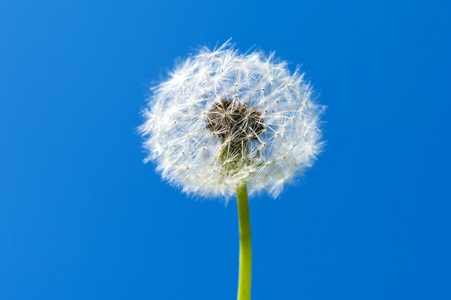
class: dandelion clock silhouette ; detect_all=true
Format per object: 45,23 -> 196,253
140,41 -> 324,300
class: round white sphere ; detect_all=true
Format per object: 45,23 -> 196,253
140,42 -> 324,198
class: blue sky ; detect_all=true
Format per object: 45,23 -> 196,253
1,0 -> 450,299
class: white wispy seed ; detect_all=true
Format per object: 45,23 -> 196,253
140,41 -> 325,199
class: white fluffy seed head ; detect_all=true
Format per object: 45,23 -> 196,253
140,41 -> 325,199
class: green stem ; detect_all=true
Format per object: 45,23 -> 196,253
236,183 -> 252,300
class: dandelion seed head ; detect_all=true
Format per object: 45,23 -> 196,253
140,41 -> 325,199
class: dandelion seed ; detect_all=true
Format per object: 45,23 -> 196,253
140,42 -> 323,199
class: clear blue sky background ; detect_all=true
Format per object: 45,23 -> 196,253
1,0 -> 450,299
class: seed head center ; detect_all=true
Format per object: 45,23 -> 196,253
205,98 -> 265,173
206,98 -> 265,142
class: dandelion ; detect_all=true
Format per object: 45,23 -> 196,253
140,41 -> 324,300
